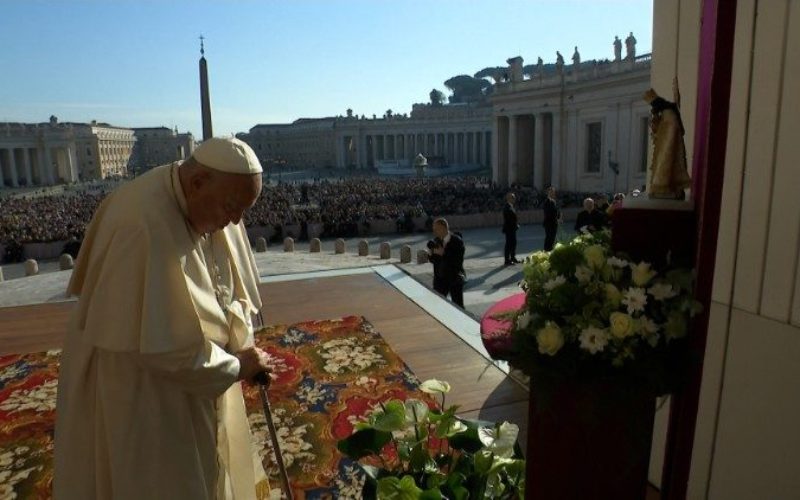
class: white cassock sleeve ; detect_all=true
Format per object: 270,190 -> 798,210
136,340 -> 241,399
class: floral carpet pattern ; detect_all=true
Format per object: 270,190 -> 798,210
0,316 -> 435,499
244,316 -> 437,498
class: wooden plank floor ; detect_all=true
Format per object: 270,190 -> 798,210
0,272 -> 530,444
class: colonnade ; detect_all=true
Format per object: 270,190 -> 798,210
338,130 -> 492,168
0,144 -> 77,187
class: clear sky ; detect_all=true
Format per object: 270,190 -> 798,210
0,0 -> 652,137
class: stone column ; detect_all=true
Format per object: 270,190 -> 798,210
23,148 -> 33,186
551,112 -> 562,188
68,146 -> 79,182
9,148 -> 19,187
36,148 -> 45,185
0,150 -> 5,186
44,147 -> 55,185
461,133 -> 468,164
534,115 -> 545,188
508,116 -> 518,185
434,133 -> 439,156
362,135 -> 370,167
472,132 -> 479,165
492,119 -> 500,182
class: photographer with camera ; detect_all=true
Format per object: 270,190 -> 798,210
428,218 -> 466,308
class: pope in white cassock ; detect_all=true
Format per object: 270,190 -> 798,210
53,137 -> 277,499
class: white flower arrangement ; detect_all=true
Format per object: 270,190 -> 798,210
510,230 -> 702,387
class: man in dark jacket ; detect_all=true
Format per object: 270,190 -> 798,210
574,197 -> 606,233
542,186 -> 561,251
429,218 -> 466,308
502,192 -> 520,265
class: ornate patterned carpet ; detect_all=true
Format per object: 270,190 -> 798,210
0,316 -> 436,499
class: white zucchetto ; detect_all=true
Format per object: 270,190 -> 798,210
192,137 -> 263,174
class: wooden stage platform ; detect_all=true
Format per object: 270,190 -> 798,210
0,268 -> 530,444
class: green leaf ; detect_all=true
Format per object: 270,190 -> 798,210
474,449 -> 494,475
404,399 -> 430,425
377,475 -> 425,500
442,472 -> 470,500
435,412 -> 468,439
374,400 -> 408,432
337,428 -> 392,459
396,440 -> 412,462
425,473 -> 447,490
407,442 -> 438,474
420,379 -> 452,394
419,488 -> 444,500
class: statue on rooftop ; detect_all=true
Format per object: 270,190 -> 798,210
613,36 -> 622,61
625,32 -> 637,60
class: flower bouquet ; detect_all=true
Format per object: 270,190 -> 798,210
505,229 -> 702,499
510,229 -> 702,394
336,379 -> 525,499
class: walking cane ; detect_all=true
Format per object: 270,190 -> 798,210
254,372 -> 294,500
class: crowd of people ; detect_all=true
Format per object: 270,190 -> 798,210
1,174 -> 603,261
244,177 -> 549,239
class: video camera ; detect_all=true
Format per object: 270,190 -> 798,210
426,237 -> 443,250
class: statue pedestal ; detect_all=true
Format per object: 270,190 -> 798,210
611,199 -> 695,268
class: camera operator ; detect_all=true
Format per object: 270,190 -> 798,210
428,218 -> 466,308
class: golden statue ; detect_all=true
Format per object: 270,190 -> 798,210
644,79 -> 691,199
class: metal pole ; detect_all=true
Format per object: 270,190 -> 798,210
255,373 -> 293,500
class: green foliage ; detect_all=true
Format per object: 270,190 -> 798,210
443,75 -> 491,103
337,379 -> 525,499
429,89 -> 445,106
338,428 -> 394,460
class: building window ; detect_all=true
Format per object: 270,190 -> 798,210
586,122 -> 602,173
640,117 -> 650,173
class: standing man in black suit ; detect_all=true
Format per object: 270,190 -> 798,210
502,192 -> 520,265
542,186 -> 561,251
428,218 -> 466,308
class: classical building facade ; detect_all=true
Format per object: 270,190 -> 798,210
239,118 -> 338,169
0,116 -> 136,187
130,127 -> 195,172
334,105 -> 492,169
491,52 -> 652,193
238,105 -> 493,171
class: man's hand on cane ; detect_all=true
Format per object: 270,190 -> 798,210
235,347 -> 272,383
239,345 -> 295,499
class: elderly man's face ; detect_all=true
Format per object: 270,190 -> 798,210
433,222 -> 448,239
583,199 -> 595,212
189,169 -> 262,234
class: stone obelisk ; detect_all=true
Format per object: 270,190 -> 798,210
199,35 -> 213,140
